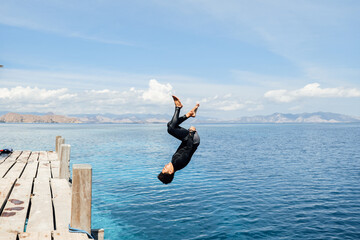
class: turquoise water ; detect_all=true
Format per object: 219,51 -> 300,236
1,123 -> 360,239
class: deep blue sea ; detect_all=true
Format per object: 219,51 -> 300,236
1,123 -> 360,240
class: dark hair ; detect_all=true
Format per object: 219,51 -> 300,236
158,172 -> 174,184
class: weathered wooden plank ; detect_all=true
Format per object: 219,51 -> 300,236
16,151 -> 31,162
47,151 -> 58,162
0,178 -> 16,209
38,151 -> 48,162
4,162 -> 27,179
0,161 -> 16,178
26,179 -> 54,232
33,179 -> 51,197
37,162 -> 51,180
0,153 -> 11,164
53,231 -> 89,240
20,162 -> 39,179
51,161 -> 60,179
4,151 -> 22,162
28,152 -> 39,162
51,179 -> 71,230
0,178 -> 33,233
19,232 -> 52,240
0,232 -> 17,240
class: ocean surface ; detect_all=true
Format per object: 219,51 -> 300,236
1,123 -> 360,240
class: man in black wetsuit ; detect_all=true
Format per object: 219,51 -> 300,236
158,95 -> 200,184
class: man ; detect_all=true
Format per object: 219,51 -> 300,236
158,95 -> 200,184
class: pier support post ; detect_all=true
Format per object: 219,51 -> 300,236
55,136 -> 61,153
57,138 -> 65,160
91,229 -> 105,240
71,164 -> 92,235
59,144 -> 71,180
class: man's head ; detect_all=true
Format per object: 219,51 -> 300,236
158,172 -> 174,184
158,162 -> 175,184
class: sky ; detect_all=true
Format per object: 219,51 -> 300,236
0,0 -> 359,119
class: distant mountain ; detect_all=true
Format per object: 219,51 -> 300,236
0,112 -> 81,123
71,113 -> 170,123
71,112 -> 360,124
230,112 -> 360,123
0,112 -> 359,124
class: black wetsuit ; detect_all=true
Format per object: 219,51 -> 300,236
167,107 -> 200,172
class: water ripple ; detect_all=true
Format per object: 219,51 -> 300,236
1,123 -> 360,239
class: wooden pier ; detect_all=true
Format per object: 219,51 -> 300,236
0,137 -> 104,240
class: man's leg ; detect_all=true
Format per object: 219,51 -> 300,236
169,99 -> 199,127
169,107 -> 188,127
167,96 -> 200,141
167,107 -> 189,141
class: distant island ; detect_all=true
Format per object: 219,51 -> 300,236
0,112 -> 81,123
0,112 -> 359,124
226,112 -> 360,124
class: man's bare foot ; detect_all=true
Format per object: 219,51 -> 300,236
172,95 -> 183,108
186,103 -> 200,118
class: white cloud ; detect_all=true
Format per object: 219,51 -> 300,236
200,95 -> 263,112
264,83 -> 360,103
87,89 -> 114,94
142,79 -> 173,104
0,86 -> 77,113
0,82 -> 265,115
0,86 -> 75,101
219,102 -> 245,111
0,80 -> 175,114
